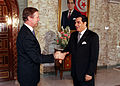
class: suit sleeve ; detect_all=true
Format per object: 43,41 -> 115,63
22,35 -> 54,64
87,34 -> 99,75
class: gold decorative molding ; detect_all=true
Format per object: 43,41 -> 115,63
58,0 -> 61,31
0,71 -> 9,79
58,0 -> 90,31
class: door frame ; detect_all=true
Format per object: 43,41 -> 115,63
4,0 -> 19,80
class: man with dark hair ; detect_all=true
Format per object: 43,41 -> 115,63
63,14 -> 99,86
16,7 -> 67,86
61,0 -> 81,30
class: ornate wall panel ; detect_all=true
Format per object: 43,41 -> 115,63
0,0 -> 19,81
9,0 -> 19,80
0,0 -> 10,81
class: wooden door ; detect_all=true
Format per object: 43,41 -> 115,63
0,0 -> 11,81
0,0 -> 19,81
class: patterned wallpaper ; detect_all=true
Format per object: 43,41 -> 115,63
27,0 -> 120,72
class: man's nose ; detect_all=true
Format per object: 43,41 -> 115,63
75,23 -> 77,26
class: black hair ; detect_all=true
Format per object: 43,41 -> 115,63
22,7 -> 38,22
76,14 -> 88,27
67,0 -> 75,4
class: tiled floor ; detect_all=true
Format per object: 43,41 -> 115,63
0,68 -> 120,86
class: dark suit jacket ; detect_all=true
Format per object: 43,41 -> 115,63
64,29 -> 99,82
16,24 -> 54,85
61,9 -> 81,30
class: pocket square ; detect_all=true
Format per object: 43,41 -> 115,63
82,41 -> 87,45
73,18 -> 76,20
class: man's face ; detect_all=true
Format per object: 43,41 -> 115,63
67,0 -> 75,11
75,17 -> 87,32
29,11 -> 40,27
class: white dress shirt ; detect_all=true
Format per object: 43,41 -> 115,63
24,23 -> 34,33
79,28 -> 87,39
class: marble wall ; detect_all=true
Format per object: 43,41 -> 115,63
28,0 -> 58,54
89,0 -> 120,66
17,0 -> 27,27
27,0 -> 120,72
28,0 -> 58,73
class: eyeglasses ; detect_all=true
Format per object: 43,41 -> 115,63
67,2 -> 74,4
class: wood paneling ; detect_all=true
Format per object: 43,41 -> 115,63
0,0 -> 9,81
0,0 -> 19,81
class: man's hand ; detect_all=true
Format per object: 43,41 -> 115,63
54,51 -> 61,59
54,51 -> 65,60
54,51 -> 69,63
58,52 -> 69,63
85,74 -> 92,81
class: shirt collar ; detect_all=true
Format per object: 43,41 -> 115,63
69,9 -> 74,13
24,23 -> 34,32
80,28 -> 87,35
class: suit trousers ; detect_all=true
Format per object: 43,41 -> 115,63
19,82 -> 38,86
72,76 -> 95,86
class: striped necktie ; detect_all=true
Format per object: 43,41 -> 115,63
68,11 -> 71,19
77,32 -> 81,43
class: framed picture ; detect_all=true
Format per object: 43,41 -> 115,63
58,0 -> 90,31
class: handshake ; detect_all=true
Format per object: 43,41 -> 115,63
54,51 -> 69,63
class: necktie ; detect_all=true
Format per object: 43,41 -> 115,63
32,30 -> 35,36
77,32 -> 81,43
68,11 -> 71,19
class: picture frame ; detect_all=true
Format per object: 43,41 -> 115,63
58,0 -> 90,31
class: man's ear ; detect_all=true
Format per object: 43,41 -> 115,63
27,16 -> 31,21
84,22 -> 87,26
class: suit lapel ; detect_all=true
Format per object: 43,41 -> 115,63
23,24 -> 38,42
74,32 -> 78,45
77,29 -> 89,47
65,10 -> 69,18
70,10 -> 75,17
69,10 -> 74,20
